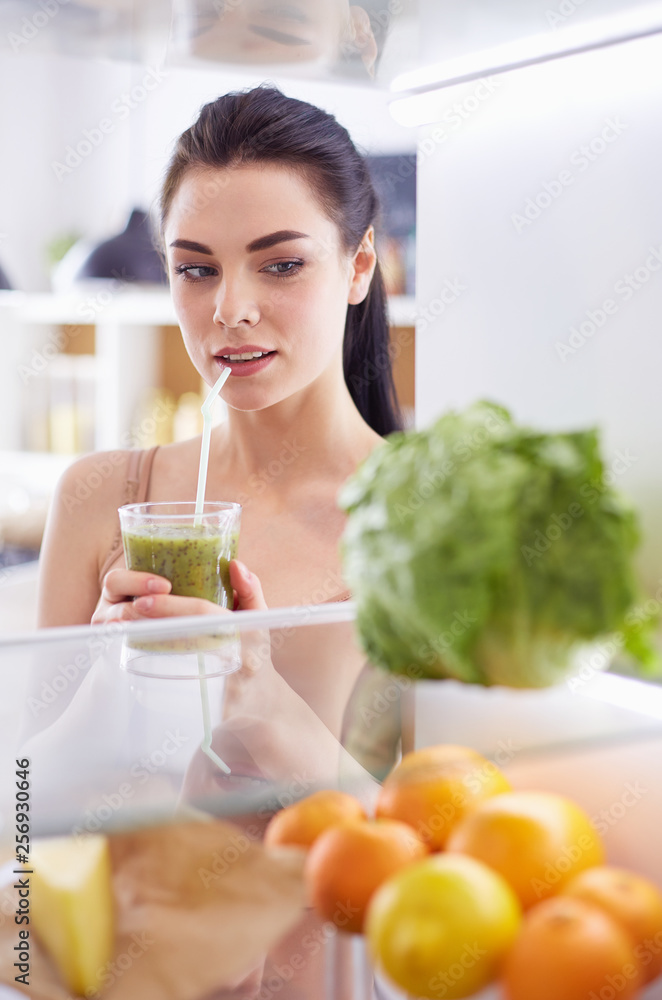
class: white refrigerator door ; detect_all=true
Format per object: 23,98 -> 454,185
415,29 -> 662,590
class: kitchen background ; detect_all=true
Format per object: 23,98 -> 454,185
1,0 -> 662,639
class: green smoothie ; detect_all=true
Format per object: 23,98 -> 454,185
123,527 -> 239,608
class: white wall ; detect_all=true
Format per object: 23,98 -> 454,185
415,29 -> 662,588
0,51 -> 415,293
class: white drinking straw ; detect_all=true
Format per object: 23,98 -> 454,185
195,366 -> 231,519
195,366 -> 232,774
198,652 -> 232,774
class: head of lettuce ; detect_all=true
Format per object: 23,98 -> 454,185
338,402 -> 659,688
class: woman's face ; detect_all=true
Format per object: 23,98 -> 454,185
164,163 -> 374,413
174,0 -> 377,75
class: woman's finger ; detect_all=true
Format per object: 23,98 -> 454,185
230,560 -> 268,612
91,599 -> 143,625
101,569 -> 172,605
132,594 -> 231,618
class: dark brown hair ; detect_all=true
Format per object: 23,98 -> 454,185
160,85 -> 402,436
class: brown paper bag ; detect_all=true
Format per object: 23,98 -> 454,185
0,819 -> 306,1000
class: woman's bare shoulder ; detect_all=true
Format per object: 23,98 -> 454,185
52,449 -> 135,519
37,450 -> 136,627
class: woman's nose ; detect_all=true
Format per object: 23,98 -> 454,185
213,277 -> 260,328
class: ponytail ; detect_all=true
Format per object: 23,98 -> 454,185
344,264 -> 403,435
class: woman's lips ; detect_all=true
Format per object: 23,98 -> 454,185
215,349 -> 277,377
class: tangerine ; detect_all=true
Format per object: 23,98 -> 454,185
304,819 -> 428,933
562,865 -> 662,983
263,790 -> 366,850
446,790 -> 605,909
502,895 -> 643,1000
376,744 -> 511,850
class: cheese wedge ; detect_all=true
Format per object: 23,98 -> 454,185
30,834 -> 114,996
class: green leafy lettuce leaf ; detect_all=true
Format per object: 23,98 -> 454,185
339,402 -> 659,687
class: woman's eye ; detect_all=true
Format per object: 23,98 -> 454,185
262,260 -> 303,277
173,264 -> 216,282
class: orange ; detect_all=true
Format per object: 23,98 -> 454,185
366,852 -> 521,999
387,744 -> 480,775
376,744 -> 511,850
446,790 -> 605,909
304,819 -> 428,933
562,865 -> 662,983
502,895 -> 643,1000
263,790 -> 366,850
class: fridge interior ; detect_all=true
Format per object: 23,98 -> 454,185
2,605 -> 662,996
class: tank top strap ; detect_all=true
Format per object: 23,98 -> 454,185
97,446 -> 160,589
131,444 -> 160,505
124,447 -> 143,492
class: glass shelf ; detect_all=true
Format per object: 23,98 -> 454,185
3,0 -> 661,96
0,0 -> 419,88
2,605 -> 662,998
1,603 -> 662,837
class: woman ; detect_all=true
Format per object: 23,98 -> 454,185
37,85 -> 402,778
38,85 -> 400,627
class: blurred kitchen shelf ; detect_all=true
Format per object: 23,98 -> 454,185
0,560 -> 39,636
1,288 -> 177,325
0,450 -> 73,487
1,290 -> 415,327
0,452 -> 73,565
0,291 -> 416,455
0,545 -> 39,570
387,295 -> 416,327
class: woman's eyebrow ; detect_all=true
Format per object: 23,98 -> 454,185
169,239 -> 214,254
169,232 -> 310,255
249,25 -> 310,47
246,230 -> 310,252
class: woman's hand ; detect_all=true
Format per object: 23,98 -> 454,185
91,560 -> 268,625
229,560 -> 268,613
91,569 -> 173,625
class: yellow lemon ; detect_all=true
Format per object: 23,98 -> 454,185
366,852 -> 521,999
